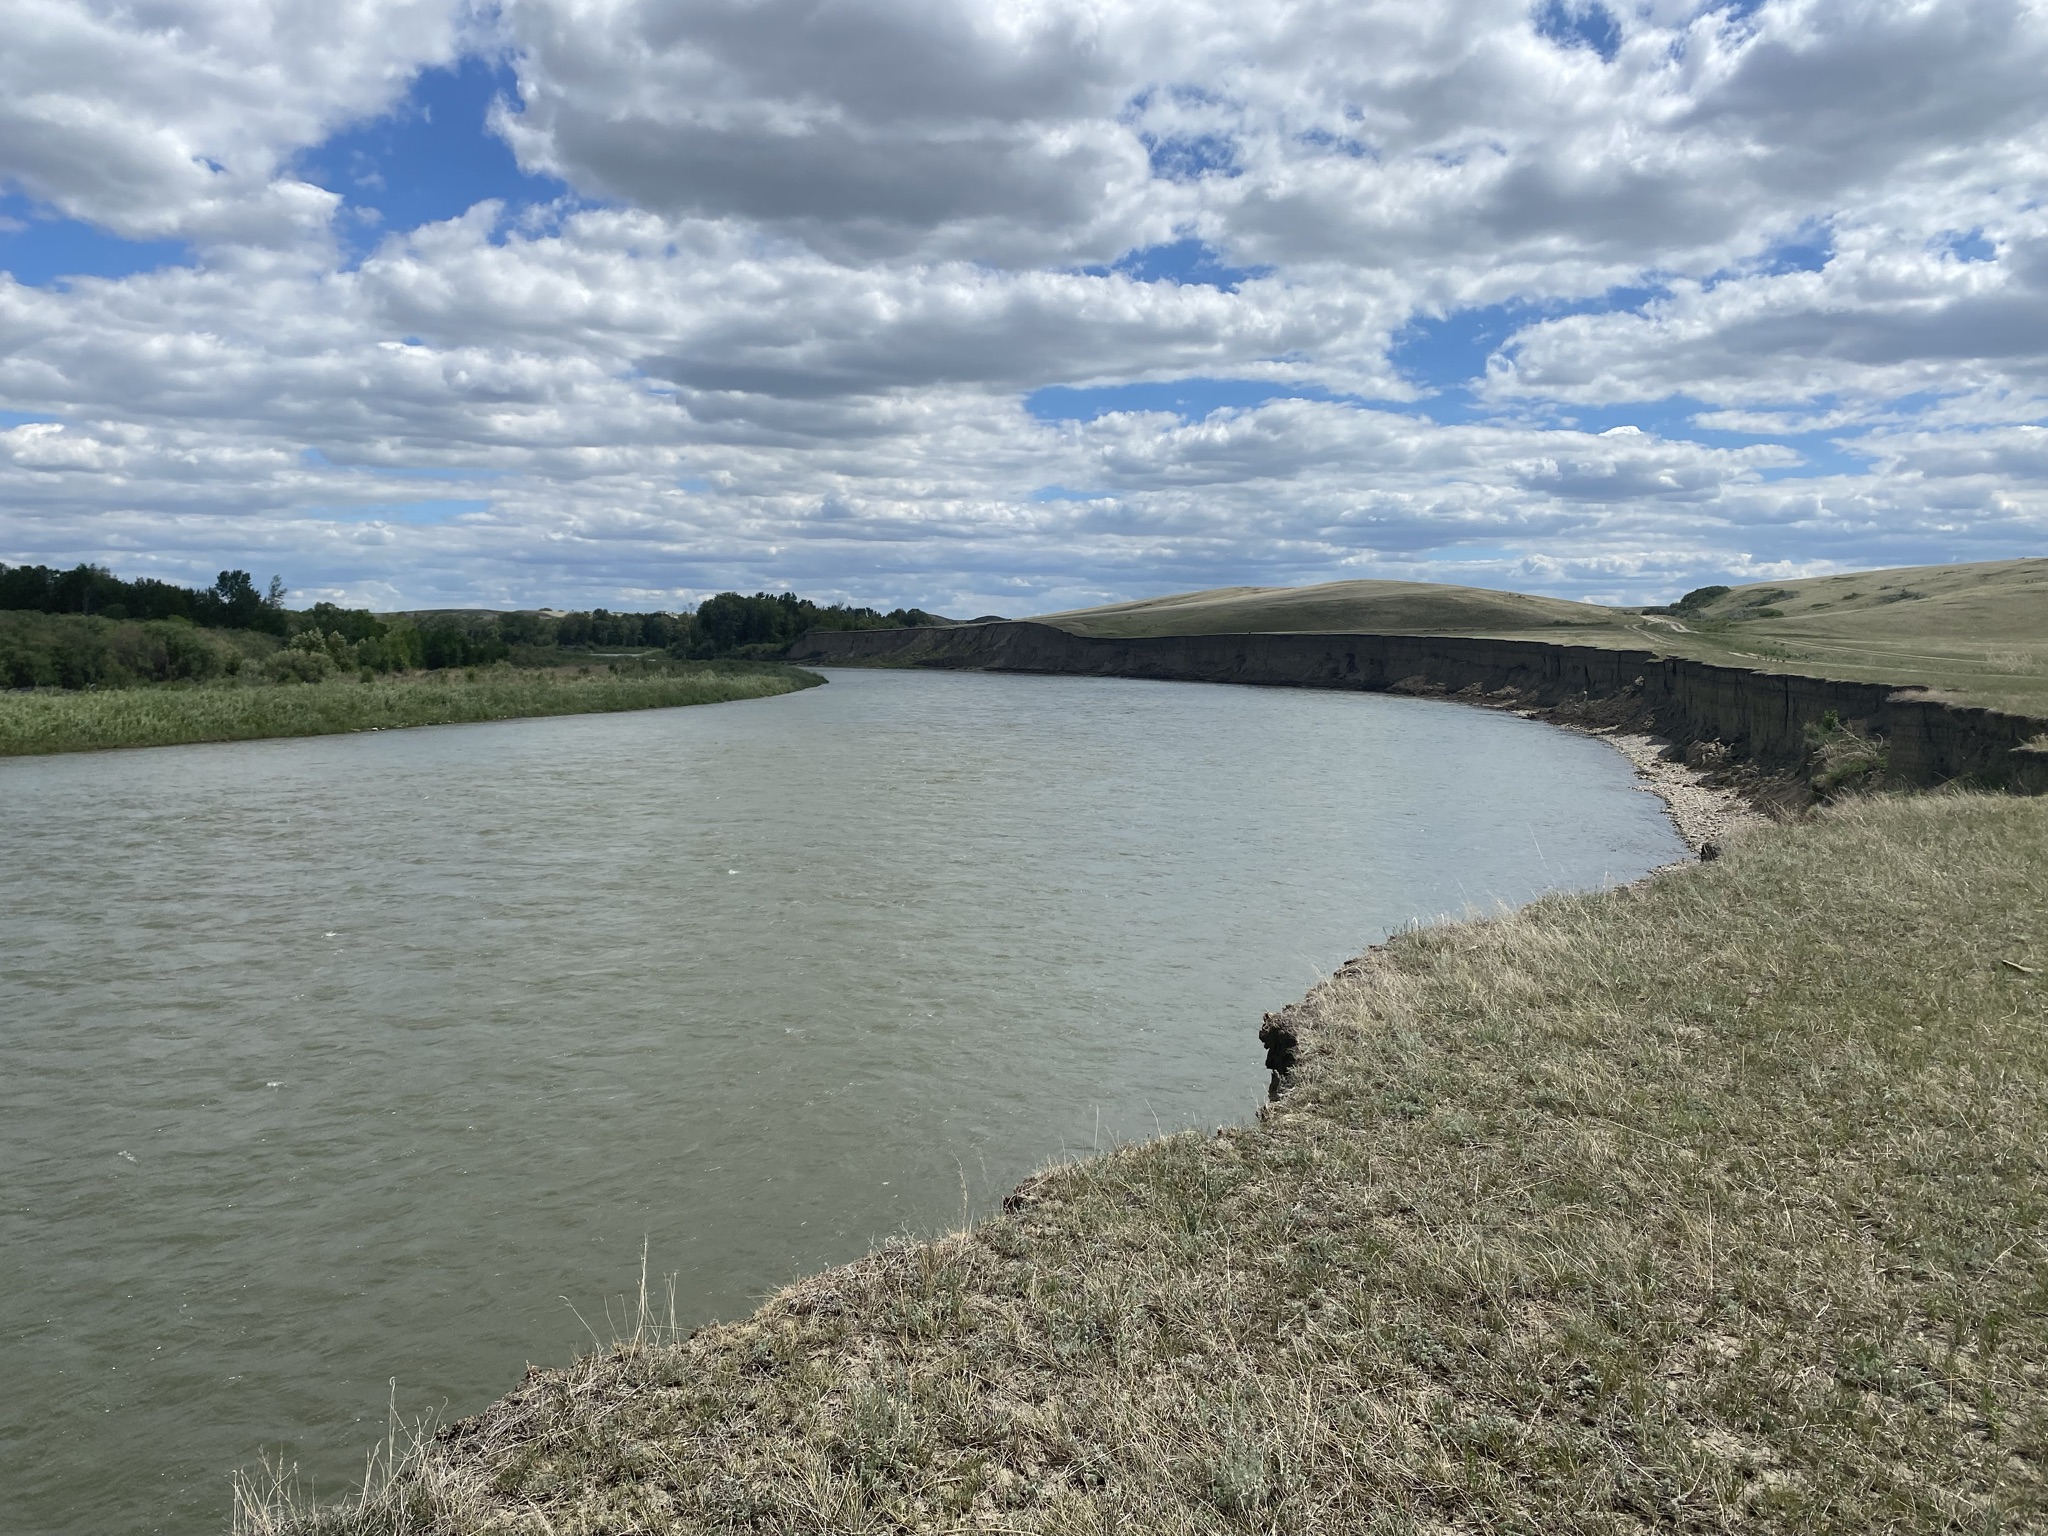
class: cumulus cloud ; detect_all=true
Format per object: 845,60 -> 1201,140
489,0 -> 2048,291
493,0 -> 1164,263
1,0 -> 2045,608
0,0 -> 463,242
1488,211 -> 2048,411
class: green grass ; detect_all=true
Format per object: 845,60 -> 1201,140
0,662 -> 822,756
1036,560 -> 2048,716
241,790 -> 2048,1534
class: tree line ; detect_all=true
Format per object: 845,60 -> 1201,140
0,563 -> 290,632
0,563 -> 944,688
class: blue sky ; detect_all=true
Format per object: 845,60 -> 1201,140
2,0 -> 2044,612
295,57 -> 568,256
0,194 -> 194,286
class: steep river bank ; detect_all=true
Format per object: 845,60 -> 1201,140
790,621 -> 2048,793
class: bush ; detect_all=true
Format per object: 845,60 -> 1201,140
0,611 -> 255,688
1675,583 -> 1732,610
263,647 -> 334,684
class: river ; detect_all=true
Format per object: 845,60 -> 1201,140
0,667 -> 1685,1534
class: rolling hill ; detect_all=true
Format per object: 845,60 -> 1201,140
1033,560 -> 2048,715
1037,579 -> 1622,640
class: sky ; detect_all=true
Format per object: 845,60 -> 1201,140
1,0 -> 2045,614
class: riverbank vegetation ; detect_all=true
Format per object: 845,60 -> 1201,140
0,660 -> 821,757
241,788 -> 2047,1533
1,561 -> 943,680
1,560 -> 290,632
0,561 -> 934,752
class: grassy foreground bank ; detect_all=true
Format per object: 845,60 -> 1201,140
0,661 -> 822,757
246,791 -> 2047,1534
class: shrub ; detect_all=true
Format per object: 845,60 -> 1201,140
1674,583 -> 1732,610
263,648 -> 334,684
0,611 -> 253,688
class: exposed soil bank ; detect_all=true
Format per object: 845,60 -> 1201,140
791,621 -> 2048,793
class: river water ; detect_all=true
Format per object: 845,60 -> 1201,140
0,668 -> 1684,1534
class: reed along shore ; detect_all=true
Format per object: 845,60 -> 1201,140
242,786 -> 2048,1535
0,661 -> 823,757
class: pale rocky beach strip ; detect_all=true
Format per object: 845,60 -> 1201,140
1594,730 -> 1768,857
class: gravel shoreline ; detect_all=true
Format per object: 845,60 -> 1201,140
1594,729 -> 1770,855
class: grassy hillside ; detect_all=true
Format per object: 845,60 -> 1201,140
242,790 -> 2048,1534
1036,560 -> 2048,715
1608,559 -> 2048,715
0,661 -> 821,757
1038,579 -> 1622,639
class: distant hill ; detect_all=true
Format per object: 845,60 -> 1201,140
1625,559 -> 2048,714
1038,579 -> 1620,639
1648,558 -> 2048,643
1030,559 -> 2048,715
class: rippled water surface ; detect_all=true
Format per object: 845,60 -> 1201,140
0,668 -> 1685,1534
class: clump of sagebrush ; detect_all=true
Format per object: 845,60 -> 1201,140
0,660 -> 820,757
243,790 -> 2047,1534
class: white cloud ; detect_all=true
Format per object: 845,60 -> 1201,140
1,0 -> 2046,608
1488,209 -> 2048,412
0,0 -> 462,242
494,0 -> 1167,264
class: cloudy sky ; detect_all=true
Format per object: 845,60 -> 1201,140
2,0 -> 2044,613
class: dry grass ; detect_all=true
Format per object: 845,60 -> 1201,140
240,791 -> 2048,1534
1040,579 -> 1620,640
1607,559 -> 2048,715
0,662 -> 822,756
